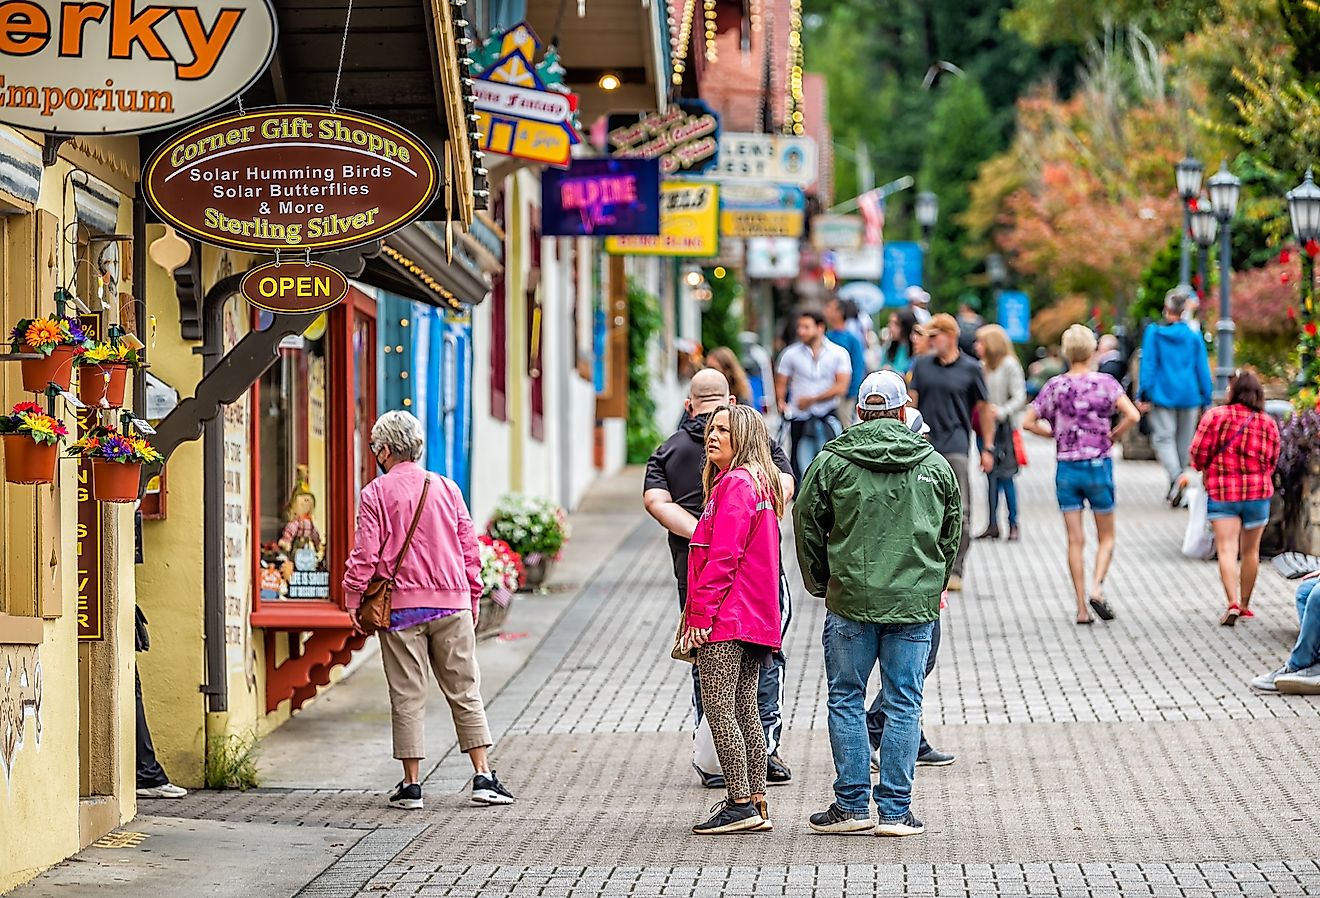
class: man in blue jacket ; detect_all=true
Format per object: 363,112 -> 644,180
1138,288 -> 1213,502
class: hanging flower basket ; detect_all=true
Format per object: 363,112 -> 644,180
78,363 -> 130,409
69,425 -> 162,503
90,459 -> 142,503
10,316 -> 90,393
0,403 -> 68,484
484,494 -> 569,593
476,535 -> 523,637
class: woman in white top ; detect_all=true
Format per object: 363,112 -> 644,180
975,325 -> 1028,541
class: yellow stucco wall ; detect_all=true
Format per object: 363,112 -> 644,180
1,145 -> 138,891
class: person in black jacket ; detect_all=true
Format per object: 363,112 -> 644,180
644,368 -> 797,788
135,606 -> 188,799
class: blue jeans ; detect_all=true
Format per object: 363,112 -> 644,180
867,617 -> 939,755
788,415 -> 841,481
823,611 -> 935,821
989,474 -> 1019,527
1291,579 -> 1320,671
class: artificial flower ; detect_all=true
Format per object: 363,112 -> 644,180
12,401 -> 42,415
1308,238 -> 1320,259
24,318 -> 66,350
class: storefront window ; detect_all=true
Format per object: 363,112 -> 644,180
257,319 -> 332,602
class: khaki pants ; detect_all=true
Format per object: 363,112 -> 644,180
378,610 -> 492,758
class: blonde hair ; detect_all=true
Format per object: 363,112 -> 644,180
976,324 -> 1013,371
705,347 -> 752,402
701,405 -> 786,518
1061,324 -> 1098,364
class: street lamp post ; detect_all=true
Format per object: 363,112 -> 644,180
1287,168 -> 1320,386
1189,199 -> 1218,320
1207,162 -> 1241,398
986,252 -> 1008,293
916,191 -> 939,246
1176,154 -> 1205,288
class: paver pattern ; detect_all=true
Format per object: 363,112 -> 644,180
141,443 -> 1320,897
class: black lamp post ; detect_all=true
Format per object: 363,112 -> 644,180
1175,154 -> 1205,288
916,191 -> 938,245
986,252 -> 1008,292
1207,161 -> 1241,398
1189,198 -> 1218,318
1287,168 -> 1320,385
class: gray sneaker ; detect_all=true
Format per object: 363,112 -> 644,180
1275,664 -> 1320,695
1251,666 -> 1292,692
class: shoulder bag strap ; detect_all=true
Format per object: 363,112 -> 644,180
1207,413 -> 1254,469
388,476 -> 431,581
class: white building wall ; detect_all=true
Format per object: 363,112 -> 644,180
468,284 -> 513,528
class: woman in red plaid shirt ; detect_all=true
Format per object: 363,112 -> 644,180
1189,370 -> 1281,627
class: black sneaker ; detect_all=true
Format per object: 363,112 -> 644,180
875,811 -> 925,837
766,753 -> 792,786
471,771 -> 515,805
388,781 -> 422,810
808,802 -> 874,834
692,799 -> 762,835
694,763 -> 726,790
916,748 -> 956,767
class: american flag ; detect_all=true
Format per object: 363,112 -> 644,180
857,190 -> 885,246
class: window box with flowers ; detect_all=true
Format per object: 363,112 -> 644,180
476,535 -> 524,638
74,341 -> 142,409
485,494 -> 569,591
8,316 -> 90,392
0,402 -> 68,484
68,425 -> 163,503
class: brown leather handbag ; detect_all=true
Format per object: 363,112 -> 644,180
357,477 -> 431,634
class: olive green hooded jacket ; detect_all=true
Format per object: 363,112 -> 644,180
793,417 -> 961,623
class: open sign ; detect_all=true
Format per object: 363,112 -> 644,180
239,260 -> 349,315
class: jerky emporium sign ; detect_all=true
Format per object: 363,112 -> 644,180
143,106 -> 439,252
0,0 -> 277,135
606,100 -> 720,175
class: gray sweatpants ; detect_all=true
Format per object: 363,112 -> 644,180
1148,405 -> 1201,486
941,450 -> 972,578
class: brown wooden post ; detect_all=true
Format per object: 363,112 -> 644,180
595,256 -> 630,420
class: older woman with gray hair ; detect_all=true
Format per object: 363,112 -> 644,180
343,410 -> 514,809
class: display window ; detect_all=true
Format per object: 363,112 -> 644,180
249,288 -> 377,628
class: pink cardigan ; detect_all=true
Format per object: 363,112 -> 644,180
342,462 -> 482,615
685,466 -> 782,650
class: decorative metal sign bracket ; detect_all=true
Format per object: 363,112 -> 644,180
42,135 -> 71,167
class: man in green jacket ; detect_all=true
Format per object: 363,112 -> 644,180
795,370 -> 961,837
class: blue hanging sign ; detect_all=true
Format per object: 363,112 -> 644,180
881,242 -> 924,307
997,290 -> 1032,344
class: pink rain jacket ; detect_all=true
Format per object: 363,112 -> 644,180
685,466 -> 782,649
342,462 -> 483,615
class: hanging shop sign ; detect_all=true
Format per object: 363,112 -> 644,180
881,241 -> 924,307
472,22 -> 581,167
998,290 -> 1032,344
606,100 -> 720,176
720,183 -> 806,238
605,180 -> 718,257
143,106 -> 439,252
710,134 -> 818,187
746,237 -> 801,279
541,157 -> 661,238
240,261 -> 350,314
0,0 -> 277,136
812,215 -> 864,251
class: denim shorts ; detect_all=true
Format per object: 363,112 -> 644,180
1055,457 -> 1115,514
1206,497 -> 1271,530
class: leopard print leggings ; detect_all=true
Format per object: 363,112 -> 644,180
696,641 -> 767,800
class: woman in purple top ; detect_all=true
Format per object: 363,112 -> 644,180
1022,325 -> 1141,625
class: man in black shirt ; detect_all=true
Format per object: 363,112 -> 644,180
643,368 -> 797,787
908,314 -> 996,592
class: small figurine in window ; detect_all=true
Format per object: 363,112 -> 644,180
279,465 -> 323,572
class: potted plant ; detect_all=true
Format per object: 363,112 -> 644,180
68,425 -> 163,503
485,494 -> 569,590
476,535 -> 524,637
75,341 -> 141,409
10,315 -> 89,392
0,402 -> 67,484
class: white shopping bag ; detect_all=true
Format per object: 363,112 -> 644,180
692,715 -> 722,775
1181,480 -> 1215,560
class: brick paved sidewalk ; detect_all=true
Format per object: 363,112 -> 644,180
41,442 -> 1320,897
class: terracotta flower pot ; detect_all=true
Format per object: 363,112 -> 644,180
20,343 -> 77,393
3,435 -> 57,484
91,459 -> 141,503
78,363 -> 129,408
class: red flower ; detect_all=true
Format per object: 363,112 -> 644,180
1306,322 -> 1318,337
1187,197 -> 1199,211
1281,249 -> 1293,265
11,401 -> 42,415
1282,272 -> 1292,284
1307,238 -> 1320,258
1289,306 -> 1298,320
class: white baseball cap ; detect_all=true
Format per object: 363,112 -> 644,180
905,285 -> 931,305
904,406 -> 931,435
858,370 -> 911,411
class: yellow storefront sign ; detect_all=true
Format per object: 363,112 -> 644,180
475,110 -> 574,167
606,181 -> 719,257
720,209 -> 804,239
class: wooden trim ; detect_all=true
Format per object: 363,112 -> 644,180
595,256 -> 629,420
0,613 -> 43,644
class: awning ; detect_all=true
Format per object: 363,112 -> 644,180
362,223 -> 490,310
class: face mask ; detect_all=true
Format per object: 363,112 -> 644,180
374,450 -> 387,475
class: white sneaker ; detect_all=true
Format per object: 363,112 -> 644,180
137,783 -> 188,799
1251,666 -> 1292,692
1275,664 -> 1320,695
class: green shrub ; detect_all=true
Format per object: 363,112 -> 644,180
205,732 -> 261,791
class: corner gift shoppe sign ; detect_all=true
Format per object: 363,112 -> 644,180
0,0 -> 277,134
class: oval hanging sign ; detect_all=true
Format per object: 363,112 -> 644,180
143,106 -> 441,252
239,261 -> 349,314
0,0 -> 277,135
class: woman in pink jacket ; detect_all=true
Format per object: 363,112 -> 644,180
343,410 -> 514,811
684,404 -> 786,835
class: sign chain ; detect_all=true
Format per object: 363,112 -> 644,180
330,0 -> 355,112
